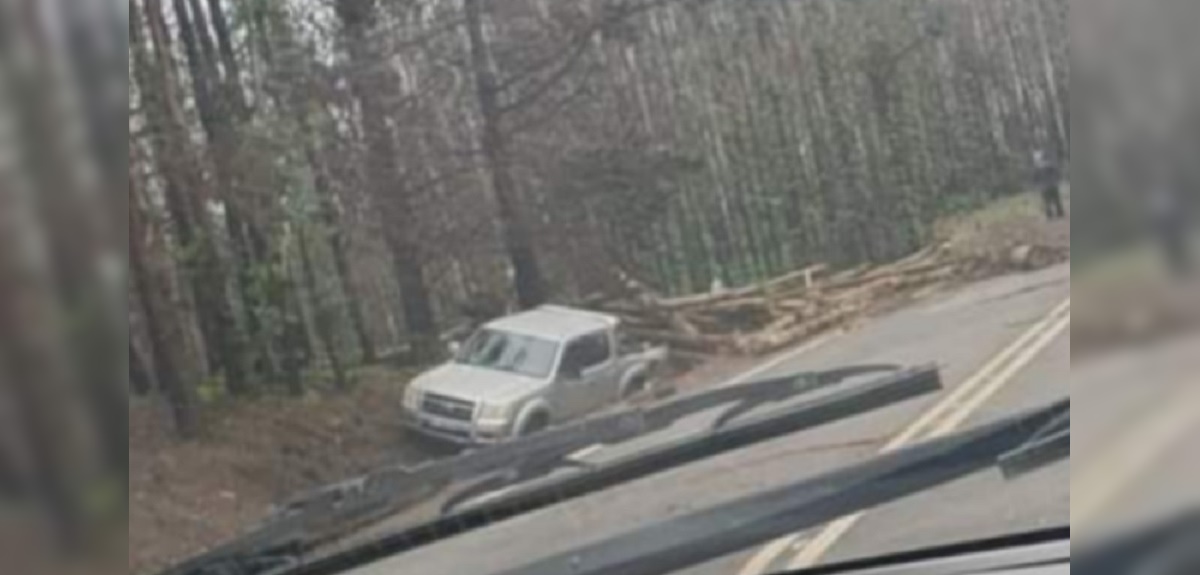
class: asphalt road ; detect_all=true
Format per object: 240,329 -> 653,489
339,263 -> 1197,575
1070,331 -> 1200,538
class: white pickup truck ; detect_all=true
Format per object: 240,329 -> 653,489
402,306 -> 669,445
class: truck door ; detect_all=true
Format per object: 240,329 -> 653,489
556,331 -> 617,419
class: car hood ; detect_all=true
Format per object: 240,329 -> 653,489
410,363 -> 545,404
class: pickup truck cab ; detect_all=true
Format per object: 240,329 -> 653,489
402,306 -> 667,445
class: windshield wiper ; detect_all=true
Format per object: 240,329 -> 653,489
440,363 -> 910,513
158,364 -> 939,575
495,398 -> 1070,575
998,407 -> 1069,479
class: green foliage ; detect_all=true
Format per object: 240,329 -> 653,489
196,376 -> 226,405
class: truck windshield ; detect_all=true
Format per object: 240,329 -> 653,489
455,329 -> 560,379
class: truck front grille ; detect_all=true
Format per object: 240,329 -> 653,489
422,393 -> 475,422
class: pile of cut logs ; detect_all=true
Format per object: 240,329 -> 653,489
591,246 -> 966,357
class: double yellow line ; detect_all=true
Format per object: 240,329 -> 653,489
739,298 -> 1072,575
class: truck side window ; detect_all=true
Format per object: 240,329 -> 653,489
588,332 -> 613,365
562,332 -> 612,375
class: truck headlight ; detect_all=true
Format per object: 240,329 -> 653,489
477,402 -> 512,423
403,387 -> 423,411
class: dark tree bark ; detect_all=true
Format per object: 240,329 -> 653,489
0,4 -> 100,548
335,0 -> 439,359
175,0 -> 281,388
311,145 -> 378,364
129,340 -> 154,397
464,0 -> 549,309
139,0 -> 251,396
128,169 -> 201,438
206,0 -> 249,116
171,0 -> 218,129
5,0 -> 128,493
0,437 -> 23,499
0,192 -> 90,551
278,272 -> 309,397
186,0 -> 221,77
298,229 -> 350,391
57,0 -> 127,234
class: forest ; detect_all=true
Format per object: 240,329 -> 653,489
125,0 -> 1066,438
3,0 -> 1069,559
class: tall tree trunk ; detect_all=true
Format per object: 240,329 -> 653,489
58,0 -> 127,234
464,0 -> 549,309
129,164 -> 201,438
300,116 -> 377,364
278,270 -> 309,397
335,0 -> 438,359
130,340 -> 153,397
176,0 -> 280,387
331,235 -> 376,363
0,183 -> 90,551
0,4 -> 99,547
11,6 -> 129,488
206,0 -> 248,117
298,229 -> 350,391
139,0 -> 251,396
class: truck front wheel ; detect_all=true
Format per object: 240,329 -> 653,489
518,411 -> 550,437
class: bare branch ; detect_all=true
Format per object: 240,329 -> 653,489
499,0 -> 711,116
499,31 -> 596,116
508,64 -> 600,137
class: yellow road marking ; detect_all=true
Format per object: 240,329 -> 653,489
740,298 -> 1071,575
737,536 -> 802,575
786,312 -> 1070,571
934,313 -> 1071,436
883,300 -> 1072,449
1071,382 -> 1200,531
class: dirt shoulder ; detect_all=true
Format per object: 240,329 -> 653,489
129,368 -> 425,575
1073,239 -> 1200,357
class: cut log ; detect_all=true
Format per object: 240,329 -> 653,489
655,264 -> 828,312
580,244 -> 994,361
758,264 -> 830,294
775,298 -> 820,318
737,306 -> 858,356
668,312 -> 702,338
821,261 -> 954,292
702,297 -> 775,315
624,328 -> 736,355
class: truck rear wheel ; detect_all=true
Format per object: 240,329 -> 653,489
622,376 -> 647,401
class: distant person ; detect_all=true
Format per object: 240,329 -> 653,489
1150,185 -> 1193,278
1034,150 -> 1066,220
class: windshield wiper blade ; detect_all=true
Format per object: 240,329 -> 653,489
494,398 -> 1069,575
441,363 -> 908,513
443,365 -> 940,515
998,408 -> 1069,479
264,365 -> 941,575
157,365 -> 936,575
660,364 -> 903,433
